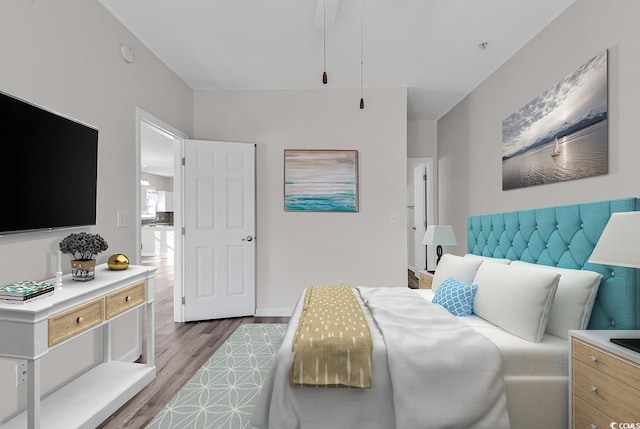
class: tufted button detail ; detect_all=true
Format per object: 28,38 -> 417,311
568,244 -> 571,249
580,223 -> 584,228
557,224 -> 560,228
611,270 -> 616,277
545,244 -> 549,248
611,319 -> 616,326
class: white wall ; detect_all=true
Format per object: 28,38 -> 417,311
194,88 -> 408,314
0,0 -> 192,422
437,0 -> 640,256
142,172 -> 174,192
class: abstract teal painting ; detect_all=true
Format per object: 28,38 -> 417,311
284,150 -> 358,212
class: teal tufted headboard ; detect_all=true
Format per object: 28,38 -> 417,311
467,198 -> 640,330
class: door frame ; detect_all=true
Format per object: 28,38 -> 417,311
407,157 -> 435,275
135,108 -> 188,322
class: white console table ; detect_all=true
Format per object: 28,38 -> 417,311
0,264 -> 156,429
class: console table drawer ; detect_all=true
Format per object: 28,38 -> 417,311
48,298 -> 105,347
106,281 -> 146,319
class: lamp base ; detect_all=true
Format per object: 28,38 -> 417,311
435,245 -> 443,265
610,338 -> 640,354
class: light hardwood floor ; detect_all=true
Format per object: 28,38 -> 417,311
97,256 -> 289,429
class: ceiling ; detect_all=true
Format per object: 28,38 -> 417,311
100,0 -> 575,122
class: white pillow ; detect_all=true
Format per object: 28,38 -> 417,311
432,254 -> 483,293
473,262 -> 560,343
510,261 -> 602,340
464,254 -> 511,264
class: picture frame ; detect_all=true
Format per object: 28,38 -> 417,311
502,50 -> 608,190
284,149 -> 359,212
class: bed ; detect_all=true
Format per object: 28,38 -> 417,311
252,198 -> 640,429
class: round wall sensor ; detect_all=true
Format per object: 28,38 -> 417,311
120,44 -> 135,63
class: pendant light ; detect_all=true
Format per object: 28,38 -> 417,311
322,0 -> 328,84
359,0 -> 364,109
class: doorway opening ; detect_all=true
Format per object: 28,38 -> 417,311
136,108 -> 187,322
407,157 -> 435,278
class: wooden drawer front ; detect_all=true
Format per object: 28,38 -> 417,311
106,281 -> 146,319
573,394 -> 613,429
573,338 -> 640,386
48,298 -> 105,347
418,272 -> 433,289
573,359 -> 640,421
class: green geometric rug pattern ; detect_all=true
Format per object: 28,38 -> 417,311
146,323 -> 287,429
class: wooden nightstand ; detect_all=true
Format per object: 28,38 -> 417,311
418,270 -> 434,289
569,330 -> 640,429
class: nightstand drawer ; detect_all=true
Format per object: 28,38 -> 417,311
106,280 -> 146,319
573,394 -> 612,429
573,359 -> 640,421
573,338 -> 640,387
418,271 -> 433,289
48,298 -> 105,347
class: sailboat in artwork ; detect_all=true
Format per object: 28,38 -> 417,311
551,136 -> 560,157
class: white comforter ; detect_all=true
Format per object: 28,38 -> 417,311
252,287 -> 511,429
358,287 -> 510,429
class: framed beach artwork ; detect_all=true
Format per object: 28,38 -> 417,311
502,50 -> 608,190
284,149 -> 359,212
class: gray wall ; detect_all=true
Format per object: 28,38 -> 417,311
194,88 -> 408,314
437,0 -> 640,255
408,120 -> 437,159
0,0 -> 192,421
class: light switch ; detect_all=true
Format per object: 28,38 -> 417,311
117,211 -> 130,228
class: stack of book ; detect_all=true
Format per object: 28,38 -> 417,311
0,281 -> 55,304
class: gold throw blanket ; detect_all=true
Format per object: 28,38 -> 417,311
290,285 -> 372,388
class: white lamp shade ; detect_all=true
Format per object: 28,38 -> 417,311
588,212 -> 640,268
422,225 -> 458,246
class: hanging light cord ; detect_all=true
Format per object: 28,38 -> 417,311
359,0 -> 364,109
322,0 -> 328,84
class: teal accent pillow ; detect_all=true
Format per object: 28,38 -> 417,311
432,277 -> 478,317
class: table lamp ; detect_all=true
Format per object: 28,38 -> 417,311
588,211 -> 640,353
422,225 -> 458,266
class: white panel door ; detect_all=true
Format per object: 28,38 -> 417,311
413,164 -> 427,272
184,140 -> 256,321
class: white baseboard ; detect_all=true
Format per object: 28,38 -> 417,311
255,307 -> 294,317
117,346 -> 142,363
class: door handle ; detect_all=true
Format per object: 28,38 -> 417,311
242,235 -> 254,242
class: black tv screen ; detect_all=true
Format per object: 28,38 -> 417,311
0,91 -> 98,235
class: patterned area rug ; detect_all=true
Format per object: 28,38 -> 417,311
146,323 -> 287,429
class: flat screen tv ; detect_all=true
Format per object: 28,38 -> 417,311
0,91 -> 98,235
